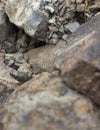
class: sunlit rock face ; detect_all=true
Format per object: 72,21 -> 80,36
5,0 -> 48,41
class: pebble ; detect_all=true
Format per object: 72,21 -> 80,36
64,22 -> 80,33
10,69 -> 31,82
18,63 -> 33,78
8,59 -> 14,67
62,34 -> 68,41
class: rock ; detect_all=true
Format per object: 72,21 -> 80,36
25,44 -> 66,73
10,69 -> 31,82
0,57 -> 19,87
64,22 -> 80,33
0,3 -> 7,46
4,52 -> 26,64
7,59 -> 15,67
0,84 -> 14,104
0,72 -> 100,130
0,57 -> 19,104
5,0 -> 48,41
18,63 -> 33,78
55,14 -> 100,105
16,34 -> 28,49
4,52 -> 28,71
3,41 -> 17,53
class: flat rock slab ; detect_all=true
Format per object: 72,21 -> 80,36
1,72 -> 100,130
55,14 -> 100,105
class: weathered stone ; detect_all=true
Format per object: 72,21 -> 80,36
0,3 -> 6,46
0,57 -> 19,104
0,57 -> 19,87
10,69 -> 31,82
64,22 -> 80,33
18,63 -> 33,78
3,41 -> 17,53
0,72 -> 100,130
55,14 -> 100,105
5,0 -> 48,41
25,44 -> 66,73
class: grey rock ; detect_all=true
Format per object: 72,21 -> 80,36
0,3 -> 7,46
10,69 -> 31,82
5,0 -> 48,41
0,57 -> 19,87
64,22 -> 80,33
3,41 -> 17,53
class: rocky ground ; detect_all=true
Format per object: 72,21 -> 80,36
0,0 -> 100,130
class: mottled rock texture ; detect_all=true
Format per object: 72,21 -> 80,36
24,14 -> 100,105
0,72 -> 100,130
4,0 -> 99,44
55,14 -> 100,105
5,0 -> 48,41
0,3 -> 6,46
0,57 -> 19,104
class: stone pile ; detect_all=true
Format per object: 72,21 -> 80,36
1,0 -> 99,47
0,0 -> 100,130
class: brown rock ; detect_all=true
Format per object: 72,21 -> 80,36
1,72 -> 100,130
55,14 -> 100,105
25,44 -> 66,73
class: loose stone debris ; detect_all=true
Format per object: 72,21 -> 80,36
0,0 -> 100,130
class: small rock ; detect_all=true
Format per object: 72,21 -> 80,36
18,63 -> 33,78
45,6 -> 55,13
62,34 -> 68,41
64,21 -> 80,33
8,59 -> 14,67
49,25 -> 58,32
16,34 -> 28,49
3,41 -> 17,53
10,69 -> 31,82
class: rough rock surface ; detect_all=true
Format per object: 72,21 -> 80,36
0,3 -> 6,46
25,43 -> 66,73
0,56 -> 19,104
55,14 -> 100,105
24,14 -> 100,105
0,72 -> 100,130
5,0 -> 48,41
4,0 -> 100,45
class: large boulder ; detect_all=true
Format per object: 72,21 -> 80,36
55,14 -> 100,105
0,72 -> 100,130
5,0 -> 48,41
